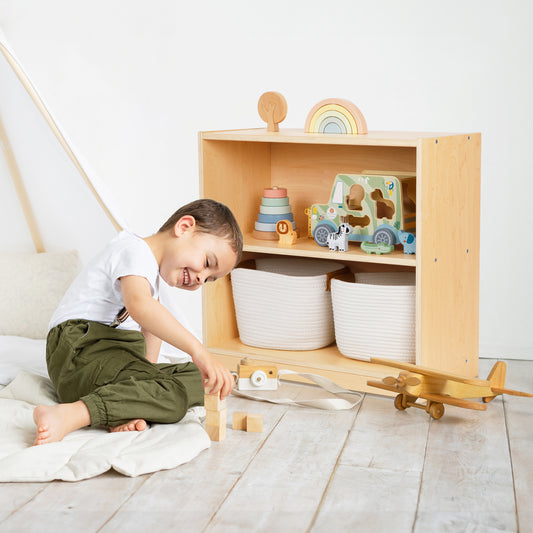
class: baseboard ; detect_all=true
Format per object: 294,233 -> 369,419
479,343 -> 533,361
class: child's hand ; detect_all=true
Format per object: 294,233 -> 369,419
194,350 -> 234,399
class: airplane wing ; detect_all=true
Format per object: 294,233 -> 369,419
368,379 -> 488,411
370,357 -> 489,387
419,392 -> 487,411
366,380 -> 400,394
491,387 -> 533,398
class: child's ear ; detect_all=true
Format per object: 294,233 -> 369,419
173,215 -> 196,237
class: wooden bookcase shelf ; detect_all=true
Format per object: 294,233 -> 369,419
199,128 -> 481,393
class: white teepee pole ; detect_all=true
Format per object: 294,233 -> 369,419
0,111 -> 45,253
0,41 -> 123,233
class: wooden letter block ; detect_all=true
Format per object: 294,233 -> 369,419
246,414 -> 263,433
204,393 -> 226,412
232,411 -> 248,431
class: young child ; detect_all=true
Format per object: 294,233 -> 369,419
33,199 -> 242,445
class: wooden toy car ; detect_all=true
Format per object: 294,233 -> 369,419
307,173 -> 416,250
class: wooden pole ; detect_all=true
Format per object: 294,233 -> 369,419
0,41 -> 123,233
0,112 -> 45,253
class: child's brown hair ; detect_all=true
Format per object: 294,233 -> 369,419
159,199 -> 243,264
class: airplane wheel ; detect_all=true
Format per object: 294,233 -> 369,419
394,394 -> 407,411
429,402 -> 445,420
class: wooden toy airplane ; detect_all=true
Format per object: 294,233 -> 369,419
367,357 -> 532,420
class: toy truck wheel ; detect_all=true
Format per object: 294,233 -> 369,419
373,227 -> 396,246
313,223 -> 333,247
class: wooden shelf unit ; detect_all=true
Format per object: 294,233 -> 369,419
199,128 -> 481,393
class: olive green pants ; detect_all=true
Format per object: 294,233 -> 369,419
46,320 -> 204,427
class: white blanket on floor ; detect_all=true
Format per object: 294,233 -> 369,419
0,372 -> 210,482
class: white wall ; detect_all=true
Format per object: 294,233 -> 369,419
0,0 -> 531,359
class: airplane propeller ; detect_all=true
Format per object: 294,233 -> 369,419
383,372 -> 421,388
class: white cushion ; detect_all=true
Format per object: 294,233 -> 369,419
0,251 -> 79,339
0,335 -> 48,385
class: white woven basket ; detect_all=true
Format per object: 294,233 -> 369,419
231,257 -> 344,350
331,272 -> 416,362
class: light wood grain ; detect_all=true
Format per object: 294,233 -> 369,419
417,134 -> 481,377
2,360 -> 530,533
1,472 -> 146,533
499,359 -> 533,533
0,483 -> 48,523
99,386 -> 303,532
201,128 -> 467,146
312,466 -> 421,532
205,341 -> 398,395
200,128 -> 480,393
0,113 -> 45,253
415,392 -> 516,531
243,233 -> 416,266
270,142 -> 416,233
206,399 -> 359,532
339,394 -> 429,472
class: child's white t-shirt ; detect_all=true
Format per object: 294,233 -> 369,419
49,230 -> 160,331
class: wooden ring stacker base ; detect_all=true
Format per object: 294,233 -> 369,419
252,229 -> 299,241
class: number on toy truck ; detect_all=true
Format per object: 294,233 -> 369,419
307,174 -> 416,247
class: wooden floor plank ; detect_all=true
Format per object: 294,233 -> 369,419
339,394 -> 430,472
99,385 -> 303,532
0,471 -> 147,533
500,359 -> 533,533
311,465 -> 421,532
205,387 -> 360,532
0,482 -> 50,523
311,394 -> 429,532
0,360 -> 530,533
414,393 -> 517,532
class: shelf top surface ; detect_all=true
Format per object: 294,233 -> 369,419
200,128 -> 477,147
244,235 -> 416,267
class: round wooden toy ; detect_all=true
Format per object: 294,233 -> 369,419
276,219 -> 293,235
258,92 -> 287,133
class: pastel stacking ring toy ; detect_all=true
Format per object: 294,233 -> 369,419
252,187 -> 297,241
263,187 -> 287,198
261,197 -> 289,207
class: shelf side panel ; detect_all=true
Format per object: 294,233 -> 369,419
418,134 -> 481,376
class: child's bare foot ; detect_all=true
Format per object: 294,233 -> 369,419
109,419 -> 147,433
33,401 -> 91,445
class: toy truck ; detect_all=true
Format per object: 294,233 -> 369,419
307,173 -> 416,247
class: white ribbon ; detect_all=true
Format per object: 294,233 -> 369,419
232,369 -> 363,410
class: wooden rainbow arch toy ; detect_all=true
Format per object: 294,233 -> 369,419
305,98 -> 367,135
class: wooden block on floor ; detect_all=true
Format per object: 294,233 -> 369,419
232,411 -> 248,431
246,414 -> 263,433
204,392 -> 226,412
206,408 -> 227,428
206,408 -> 227,441
206,422 -> 226,441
